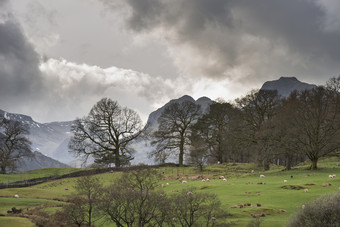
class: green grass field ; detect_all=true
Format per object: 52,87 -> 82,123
0,158 -> 339,227
0,167 -> 81,184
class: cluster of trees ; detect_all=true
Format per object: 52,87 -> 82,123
49,168 -> 230,227
2,76 -> 340,173
68,76 -> 340,170
150,76 -> 340,170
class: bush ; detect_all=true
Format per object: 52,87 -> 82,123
288,192 -> 340,227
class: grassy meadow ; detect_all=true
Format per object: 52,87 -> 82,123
0,157 -> 339,226
0,167 -> 82,184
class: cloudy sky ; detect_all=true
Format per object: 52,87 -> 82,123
1,0 -> 340,123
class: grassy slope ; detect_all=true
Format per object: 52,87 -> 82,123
0,158 -> 339,227
0,168 -> 81,184
0,217 -> 35,227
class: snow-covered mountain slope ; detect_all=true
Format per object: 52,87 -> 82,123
261,77 -> 317,97
0,109 -> 75,166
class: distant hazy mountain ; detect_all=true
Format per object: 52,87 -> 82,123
0,109 -> 74,166
18,151 -> 69,172
261,77 -> 317,97
145,95 -> 213,132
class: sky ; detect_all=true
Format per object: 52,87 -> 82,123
1,0 -> 340,123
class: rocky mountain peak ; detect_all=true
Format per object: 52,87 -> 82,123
261,76 -> 317,97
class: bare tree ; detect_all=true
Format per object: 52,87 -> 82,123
0,118 -> 32,173
73,175 -> 102,227
96,168 -> 163,227
151,101 -> 201,166
267,91 -> 305,170
168,188 -> 228,227
190,102 -> 240,164
292,86 -> 340,169
235,89 -> 281,169
69,98 -> 144,167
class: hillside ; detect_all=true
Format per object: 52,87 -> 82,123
0,158 -> 339,226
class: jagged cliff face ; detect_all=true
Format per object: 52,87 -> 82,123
261,77 -> 317,97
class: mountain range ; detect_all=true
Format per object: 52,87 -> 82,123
0,77 -> 317,170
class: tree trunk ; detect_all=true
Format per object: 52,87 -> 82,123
285,156 -> 292,170
310,158 -> 318,170
263,159 -> 270,171
179,135 -> 184,167
0,166 -> 6,174
114,150 -> 121,168
179,148 -> 184,167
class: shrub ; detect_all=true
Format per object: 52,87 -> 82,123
288,192 -> 340,227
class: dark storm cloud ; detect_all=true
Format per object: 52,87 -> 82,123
100,0 -> 340,82
0,17 -> 44,105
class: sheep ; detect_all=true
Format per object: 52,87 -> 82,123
260,174 -> 265,178
304,188 -> 309,192
302,204 -> 305,209
166,182 -> 169,185
206,178 -> 210,182
284,180 -> 288,183
14,194 -> 19,198
251,170 -> 255,173
182,180 -> 188,184
187,191 -> 193,195
223,178 -> 227,181
202,179 -> 206,182
329,174 -> 334,179
332,174 -> 336,178
219,176 -> 225,179
251,213 -> 266,218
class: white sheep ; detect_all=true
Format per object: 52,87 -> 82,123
304,188 -> 308,192
329,174 -> 334,178
223,178 -> 227,181
251,170 -> 255,173
14,194 -> 19,198
333,174 -> 336,178
260,174 -> 265,178
182,180 -> 188,184
284,180 -> 288,183
202,179 -> 206,182
206,178 -> 210,182
219,176 -> 225,179
166,182 -> 169,185
302,204 -> 305,209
